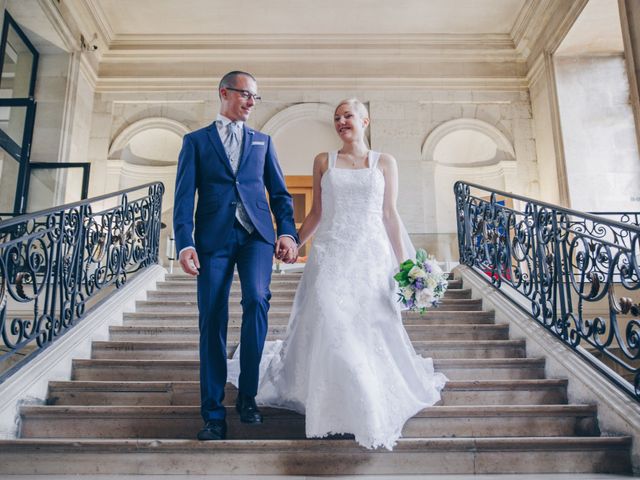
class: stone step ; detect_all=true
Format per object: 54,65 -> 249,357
134,298 -> 484,313
121,310 -> 497,326
164,273 -> 303,282
71,358 -> 546,382
109,325 -> 289,342
107,324 -> 509,344
47,379 -> 569,407
148,291 -> 297,302
414,340 -> 524,359
146,288 -> 473,302
0,437 -> 631,475
156,282 -> 301,293
164,271 -> 459,282
134,303 -> 296,314
122,310 -> 295,324
157,275 -> 300,287
135,299 -> 295,312
155,277 -> 464,290
19,404 -> 599,440
92,339 -> 525,361
116,324 -> 508,343
403,311 -> 495,324
155,281 -> 302,293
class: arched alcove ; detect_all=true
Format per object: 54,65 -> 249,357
422,118 -> 517,233
109,117 -> 189,161
262,103 -> 342,175
119,128 -> 183,166
107,117 -> 189,214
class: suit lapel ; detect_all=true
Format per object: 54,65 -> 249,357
205,123 -> 234,176
237,126 -> 254,172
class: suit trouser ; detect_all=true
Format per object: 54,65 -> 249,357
197,220 -> 273,421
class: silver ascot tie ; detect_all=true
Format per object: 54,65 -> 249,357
223,121 -> 253,233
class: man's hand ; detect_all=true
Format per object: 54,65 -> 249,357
179,248 -> 200,276
275,236 -> 298,264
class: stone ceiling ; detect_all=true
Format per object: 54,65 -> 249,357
17,0 -> 615,91
87,0 -> 527,38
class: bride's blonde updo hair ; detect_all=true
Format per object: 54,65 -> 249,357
334,98 -> 369,120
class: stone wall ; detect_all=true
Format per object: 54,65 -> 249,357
87,87 -> 538,235
555,54 -> 640,211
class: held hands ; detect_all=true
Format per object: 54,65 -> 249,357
179,248 -> 200,276
275,236 -> 298,264
179,237 -> 296,274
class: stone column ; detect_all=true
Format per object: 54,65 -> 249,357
619,0 -> 640,151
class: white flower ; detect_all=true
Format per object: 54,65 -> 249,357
408,266 -> 427,280
415,288 -> 434,308
425,276 -> 437,290
401,286 -> 414,300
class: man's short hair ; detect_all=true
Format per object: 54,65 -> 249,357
219,71 -> 256,98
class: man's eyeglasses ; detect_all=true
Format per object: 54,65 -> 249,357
225,87 -> 262,102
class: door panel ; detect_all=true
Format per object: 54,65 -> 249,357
285,175 -> 312,260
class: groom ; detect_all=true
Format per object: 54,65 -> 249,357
173,71 -> 299,441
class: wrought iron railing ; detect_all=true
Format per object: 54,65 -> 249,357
455,181 -> 640,401
0,182 -> 164,381
587,213 -> 639,250
589,212 -> 640,226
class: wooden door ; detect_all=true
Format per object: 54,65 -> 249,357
286,175 -> 313,261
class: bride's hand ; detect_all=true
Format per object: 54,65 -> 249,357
276,236 -> 298,264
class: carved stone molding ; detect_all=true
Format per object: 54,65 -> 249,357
527,53 -> 546,87
511,0 -> 555,60
524,0 -> 589,70
107,33 -> 517,52
84,0 -> 115,45
95,76 -> 529,93
36,0 -> 79,51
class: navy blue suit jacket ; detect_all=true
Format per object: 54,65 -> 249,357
173,122 -> 297,254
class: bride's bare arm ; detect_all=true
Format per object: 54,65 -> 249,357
296,153 -> 327,247
380,153 -> 406,264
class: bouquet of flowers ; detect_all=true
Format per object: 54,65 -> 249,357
394,248 -> 448,312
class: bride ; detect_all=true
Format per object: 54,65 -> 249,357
230,98 -> 447,450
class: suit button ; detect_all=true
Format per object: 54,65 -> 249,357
231,202 -> 237,206
235,181 -> 240,185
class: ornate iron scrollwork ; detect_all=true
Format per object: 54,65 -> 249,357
455,181 -> 640,401
0,182 -> 164,379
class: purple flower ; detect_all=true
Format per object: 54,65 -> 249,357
423,262 -> 432,273
414,279 -> 425,290
406,298 -> 415,309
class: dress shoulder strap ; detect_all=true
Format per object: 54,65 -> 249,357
368,150 -> 381,170
328,151 -> 338,169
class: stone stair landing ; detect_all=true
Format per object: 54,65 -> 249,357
0,271 -> 632,475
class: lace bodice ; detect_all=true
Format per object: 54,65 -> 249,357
316,151 -> 385,234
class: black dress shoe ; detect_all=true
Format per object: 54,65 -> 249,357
197,419 -> 227,440
235,392 -> 263,424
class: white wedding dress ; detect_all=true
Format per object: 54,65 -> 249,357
229,151 -> 447,450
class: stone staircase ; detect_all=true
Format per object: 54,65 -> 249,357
0,271 -> 632,475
